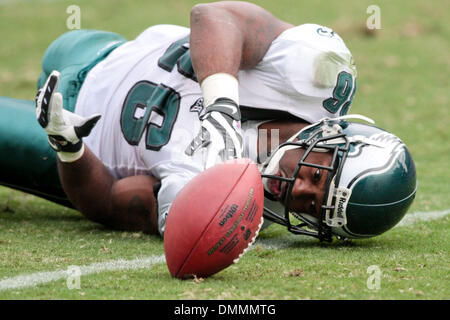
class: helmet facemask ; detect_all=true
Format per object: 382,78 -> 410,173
260,115 -> 375,242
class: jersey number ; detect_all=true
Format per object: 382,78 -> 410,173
120,37 -> 195,150
157,36 -> 197,82
120,81 -> 180,151
323,71 -> 356,115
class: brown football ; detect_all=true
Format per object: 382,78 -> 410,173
164,158 -> 264,279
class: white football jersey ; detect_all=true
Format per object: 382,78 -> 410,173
74,23 -> 356,235
239,23 -> 357,123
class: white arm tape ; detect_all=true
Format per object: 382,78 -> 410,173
200,73 -> 239,108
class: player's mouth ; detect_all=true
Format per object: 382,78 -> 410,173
267,172 -> 281,198
267,170 -> 287,201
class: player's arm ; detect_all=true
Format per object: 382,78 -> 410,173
190,1 -> 293,82
57,147 -> 159,234
36,71 -> 159,234
187,2 -> 292,168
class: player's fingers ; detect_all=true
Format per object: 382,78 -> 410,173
37,71 -> 60,127
42,73 -> 60,107
204,143 -> 221,169
185,128 -> 211,156
50,92 -> 64,117
74,114 -> 101,139
47,70 -> 61,91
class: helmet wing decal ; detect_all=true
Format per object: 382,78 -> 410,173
343,133 -> 405,189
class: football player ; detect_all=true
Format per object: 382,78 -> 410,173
1,1 -> 417,241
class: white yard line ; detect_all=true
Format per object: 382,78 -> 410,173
395,209 -> 450,227
0,209 -> 449,292
0,255 -> 165,292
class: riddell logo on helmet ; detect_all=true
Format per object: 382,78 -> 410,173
336,197 -> 347,218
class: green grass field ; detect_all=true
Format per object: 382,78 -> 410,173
0,0 -> 449,300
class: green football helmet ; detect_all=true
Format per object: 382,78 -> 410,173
261,115 -> 417,242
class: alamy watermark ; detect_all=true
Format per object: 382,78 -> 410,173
366,5 -> 381,30
66,265 -> 81,290
66,5 -> 81,30
366,265 -> 381,290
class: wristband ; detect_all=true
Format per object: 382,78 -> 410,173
200,73 -> 239,108
57,143 -> 85,163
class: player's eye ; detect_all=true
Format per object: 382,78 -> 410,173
313,169 -> 321,182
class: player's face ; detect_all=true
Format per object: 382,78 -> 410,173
266,148 -> 333,219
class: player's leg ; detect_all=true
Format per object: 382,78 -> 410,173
0,96 -> 71,207
37,29 -> 127,112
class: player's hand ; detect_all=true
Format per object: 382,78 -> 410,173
36,70 -> 101,160
186,98 -> 243,168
